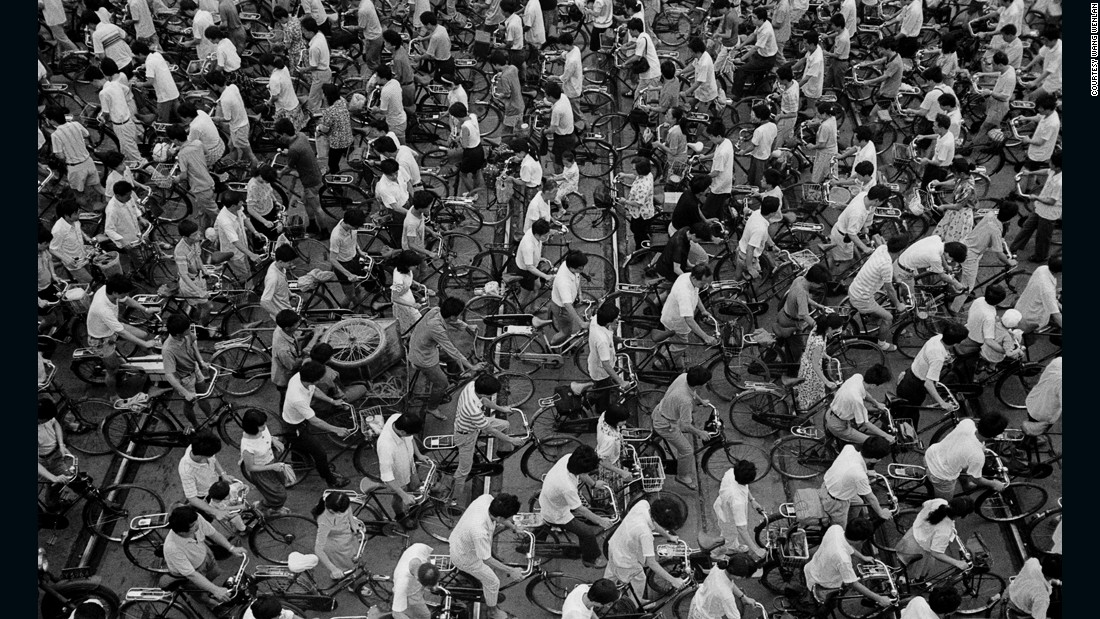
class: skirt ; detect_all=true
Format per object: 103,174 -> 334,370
458,144 -> 487,174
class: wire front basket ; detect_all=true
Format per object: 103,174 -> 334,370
892,142 -> 915,163
636,455 -> 666,492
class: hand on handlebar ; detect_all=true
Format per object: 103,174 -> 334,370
504,566 -> 525,582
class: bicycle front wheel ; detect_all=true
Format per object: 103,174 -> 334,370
576,138 -> 616,178
319,182 -> 372,222
498,371 -> 536,408
487,333 -> 550,373
122,527 -> 170,574
66,398 -> 117,456
728,389 -> 789,438
249,514 -> 319,564
419,499 -> 465,543
569,206 -> 619,242
702,442 -> 774,482
995,362 -> 1046,410
829,338 -> 887,380
975,482 -> 1048,523
209,344 -> 271,397
1027,508 -> 1062,556
118,599 -> 195,619
82,483 -> 167,543
521,435 -> 587,481
770,435 -> 831,480
320,317 -> 386,369
652,12 -> 692,46
526,572 -> 587,616
101,408 -> 180,463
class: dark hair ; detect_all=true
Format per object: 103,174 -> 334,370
923,66 -> 944,83
928,586 -> 963,613
761,196 -> 781,215
448,101 -> 468,118
72,602 -> 108,619
205,25 -> 225,41
440,296 -> 465,318
274,244 -> 297,263
166,313 -> 192,336
383,29 -> 403,48
817,101 -> 836,115
275,309 -> 300,329
602,402 -> 631,427
104,274 -> 135,296
876,36 -> 897,51
751,103 -> 772,122
596,302 -> 619,326
557,32 -> 574,46
489,50 -> 509,66
752,6 -> 768,21
1047,255 -> 1062,274
417,562 -> 441,588
565,251 -> 589,269
887,235 -> 909,253
867,185 -> 893,202
940,321 -> 969,346
845,517 -> 875,541
830,13 -> 846,28
532,219 -> 552,236
855,125 -> 874,143
38,223 -> 53,245
733,460 -> 757,485
650,497 -> 687,531
248,596 -> 285,619
805,263 -> 831,285
718,553 -> 757,577
803,30 -> 820,45
394,249 -> 424,274
544,81 -> 562,99
168,505 -> 200,534
102,150 -> 125,170
661,60 -> 676,79
83,65 -> 104,82
1051,151 -> 1062,168
177,102 -> 198,120
854,161 -> 875,178
474,374 -> 501,396
300,360 -> 326,383
312,491 -> 351,518
861,436 -> 892,460
38,398 -> 59,422
567,445 -> 600,474
976,412 -> 1009,439
343,208 -> 367,227
633,156 -> 652,176
190,431 -> 223,457
688,37 -> 707,54
588,578 -> 621,604
112,180 -> 134,197
57,200 -> 79,220
241,408 -> 268,435
685,366 -> 712,387
627,17 -> 644,32
690,264 -> 713,280
379,158 -> 400,176
488,493 -> 521,518
309,342 -> 335,364
273,117 -> 296,136
944,241 -> 967,263
688,221 -> 714,243
707,120 -> 726,137
205,69 -> 227,88
177,219 -> 198,238
937,93 -> 957,108
814,313 -> 845,335
983,284 -> 1006,306
1041,25 -> 1061,42
300,16 -> 319,33
322,82 -> 341,106
394,413 -> 424,435
165,124 -> 189,141
927,496 -> 973,525
864,364 -> 893,386
1040,554 -> 1061,579
132,41 -> 152,56
419,10 -> 438,26
207,479 -> 230,501
934,113 -> 951,130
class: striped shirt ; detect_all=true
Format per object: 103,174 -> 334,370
848,245 -> 893,301
93,23 -> 134,69
51,122 -> 91,164
453,381 -> 490,435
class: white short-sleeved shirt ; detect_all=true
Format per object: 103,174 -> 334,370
562,584 -> 596,619
830,374 -> 869,424
449,494 -> 496,569
691,566 -> 743,619
660,272 -> 700,334
900,596 -> 940,619
932,130 -> 956,166
753,21 -> 778,57
832,192 -> 870,240
515,229 -> 543,273
524,193 -> 552,232
852,141 -> 878,181
282,374 -> 317,425
538,454 -> 583,525
519,155 -> 543,188
911,334 -> 948,382
588,322 -> 615,380
899,0 -> 923,37
377,413 -> 415,486
402,210 -> 426,251
1014,266 -> 1060,329
87,286 -> 125,339
216,39 -> 241,72
1037,40 -> 1062,92
1025,357 -> 1061,424
377,170 -> 411,212
329,223 -> 358,263
551,265 -> 580,307
634,32 -> 661,81
218,84 -> 249,130
595,413 -> 621,462
823,444 -> 871,500
898,235 -> 946,273
177,446 -> 221,499
924,418 -> 985,481
1027,111 -> 1060,162
802,47 -> 825,98
607,500 -> 655,572
710,139 -> 735,194
240,427 -> 275,467
561,46 -> 584,99
713,468 -> 751,528
738,210 -> 770,258
965,298 -> 997,344
215,207 -> 247,255
392,543 -> 433,613
693,52 -> 719,102
906,498 -> 957,553
804,524 -> 858,590
751,122 -> 778,160
1035,170 -> 1062,220
380,79 -> 406,128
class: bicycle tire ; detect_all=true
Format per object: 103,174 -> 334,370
216,405 -> 276,450
759,559 -> 806,595
65,398 -> 118,456
728,389 -> 790,438
462,294 -> 521,332
582,68 -> 609,87
82,483 -> 167,543
975,482 -> 1048,523
456,65 -> 490,101
770,435 -> 831,480
702,441 -> 774,482
249,514 -> 319,564
70,358 -> 107,386
209,344 -> 271,397
954,571 -> 1007,615
836,575 -> 895,618
354,572 -> 396,606
419,499 -> 465,543
589,112 -> 639,152
652,12 -> 692,46
577,88 -> 615,118
117,599 -> 195,619
319,182 -> 372,222
435,202 -> 484,236
439,232 -> 482,268
726,352 -> 773,390
870,508 -> 919,553
520,435 -> 587,481
576,138 -> 616,178
122,527 -> 170,574
481,193 -> 510,227
893,315 -> 948,360
101,408 -> 181,463
41,581 -> 122,619
474,102 -> 504,137
320,317 -> 386,369
277,444 -> 314,488
706,357 -> 740,403
498,371 -> 536,408
292,237 -> 330,272
829,338 -> 887,380
670,588 -> 697,619
579,251 -> 617,301
1026,507 -> 1062,556
487,332 -> 550,373
526,572 -> 587,616
569,205 -> 619,242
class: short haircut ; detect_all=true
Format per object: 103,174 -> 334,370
650,497 -> 687,530
864,364 -> 893,385
763,168 -> 784,188
928,586 -> 963,614
830,13 -> 846,28
83,65 -> 104,82
394,413 -> 424,435
761,196 -> 781,215
996,200 -> 1019,222
707,120 -> 726,137
275,309 -> 301,329
596,302 -> 619,326
557,32 -> 574,46
633,156 -> 652,176
690,264 -> 713,280
165,124 -> 189,141
248,596 -> 284,619
1051,151 -> 1062,168
205,69 -> 227,87
867,185 -> 892,202
474,374 -> 501,395
1040,554 -> 1061,579
448,101 -> 468,118
343,208 -> 367,227
301,16 -> 319,33
1042,25 -> 1060,42
721,553 -> 758,577
944,241 -> 967,263
544,81 -> 562,99
922,66 -> 943,83
113,180 -> 134,196
940,321 -> 970,346
565,251 -> 589,269
205,25 -> 224,40
992,51 -> 1009,66
876,36 -> 897,51
490,50 -> 509,66
803,30 -> 820,45
488,493 -> 521,518
166,313 -> 192,336
379,158 -> 400,175
752,103 -> 772,121
168,505 -> 200,534
937,93 -> 957,108
104,274 -> 135,296
177,218 -> 199,238
382,29 -> 403,48
752,6 -> 768,20
322,82 -> 341,105
886,235 -> 908,253
1000,24 -> 1017,36
845,517 -> 875,541
440,296 -> 465,318
1047,254 -> 1062,274
567,445 -> 600,474
689,221 -> 714,243
627,17 -> 644,32
177,102 -> 198,119
777,64 -> 794,81
532,219 -> 552,236
661,59 -> 676,79
132,41 -> 151,56
733,460 -> 757,484
588,578 -> 621,604
273,117 -> 296,136
854,160 -> 875,177
983,284 -> 1007,306
309,342 -> 335,363
976,412 -> 1009,439
241,408 -> 268,435
688,37 -> 707,54
419,11 -> 438,26
686,365 -> 712,387
102,150 -> 125,169
274,244 -> 298,263
300,360 -> 326,383
805,263 -> 831,285
934,113 -> 951,130
417,562 -> 441,587
861,436 -> 892,459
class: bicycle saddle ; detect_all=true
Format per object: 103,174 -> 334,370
697,532 -> 726,553
287,552 -> 320,573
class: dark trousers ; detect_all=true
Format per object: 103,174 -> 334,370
590,27 -> 607,52
702,192 -> 731,220
747,157 -> 767,188
559,517 -> 601,562
552,132 -> 578,166
1011,213 -> 1056,261
590,376 -> 617,416
629,214 -> 655,248
328,147 -> 348,174
287,422 -> 339,484
731,54 -> 777,97
921,164 -> 948,189
894,369 -> 927,428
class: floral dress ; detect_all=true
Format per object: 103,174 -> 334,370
933,176 -> 976,243
796,333 -> 828,411
321,98 -> 353,150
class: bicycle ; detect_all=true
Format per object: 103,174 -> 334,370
1024,496 -> 1062,557
122,494 -> 318,573
37,453 -> 167,544
38,548 -> 121,619
38,355 -> 125,458
527,352 -> 639,436
938,327 -> 1061,410
117,555 -> 309,619
249,524 -> 396,610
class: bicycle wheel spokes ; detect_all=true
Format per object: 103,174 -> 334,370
995,362 -> 1046,410
489,333 -> 549,372
576,139 -> 615,178
830,338 -> 887,381
1027,509 -> 1062,555
957,572 -> 1007,615
728,390 -> 789,438
83,484 -> 167,543
249,514 -> 319,564
101,409 -> 179,462
419,499 -> 465,543
522,436 -> 586,481
569,206 -> 618,243
66,398 -> 117,456
322,318 -> 385,368
123,528 -> 170,573
497,372 -> 536,408
771,436 -> 830,480
209,344 -> 271,397
975,483 -> 1047,522
526,572 -> 586,616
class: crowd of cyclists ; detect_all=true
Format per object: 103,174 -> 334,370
37,0 -> 1063,618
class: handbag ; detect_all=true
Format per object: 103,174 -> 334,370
629,34 -> 651,75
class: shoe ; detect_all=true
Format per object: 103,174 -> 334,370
675,477 -> 698,491
877,341 -> 898,352
426,409 -> 447,421
65,421 -> 94,434
328,475 -> 350,489
583,557 -> 608,569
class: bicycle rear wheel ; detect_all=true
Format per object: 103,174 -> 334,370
101,408 -> 180,463
576,138 -> 616,178
487,333 -> 550,373
122,527 -> 170,574
209,344 -> 271,397
1027,508 -> 1062,556
652,12 -> 692,46
419,499 -> 465,543
995,362 -> 1046,410
520,435 -> 587,481
728,389 -> 789,438
569,206 -> 619,242
590,112 -> 639,152
65,398 -> 117,456
83,483 -> 167,543
526,572 -> 586,616
770,435 -> 831,480
975,483 -> 1048,523
320,317 -> 386,369
829,338 -> 887,380
702,441 -> 774,482
319,182 -> 372,222
249,514 -> 319,564
498,372 -> 536,408
955,572 -> 1007,615
437,265 -> 496,305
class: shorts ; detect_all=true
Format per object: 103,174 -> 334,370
87,334 -> 119,358
825,412 -> 870,445
335,258 -> 367,284
458,144 -> 486,174
229,125 -> 250,149
551,302 -> 577,334
848,294 -> 886,316
66,158 -> 99,193
927,472 -> 958,497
